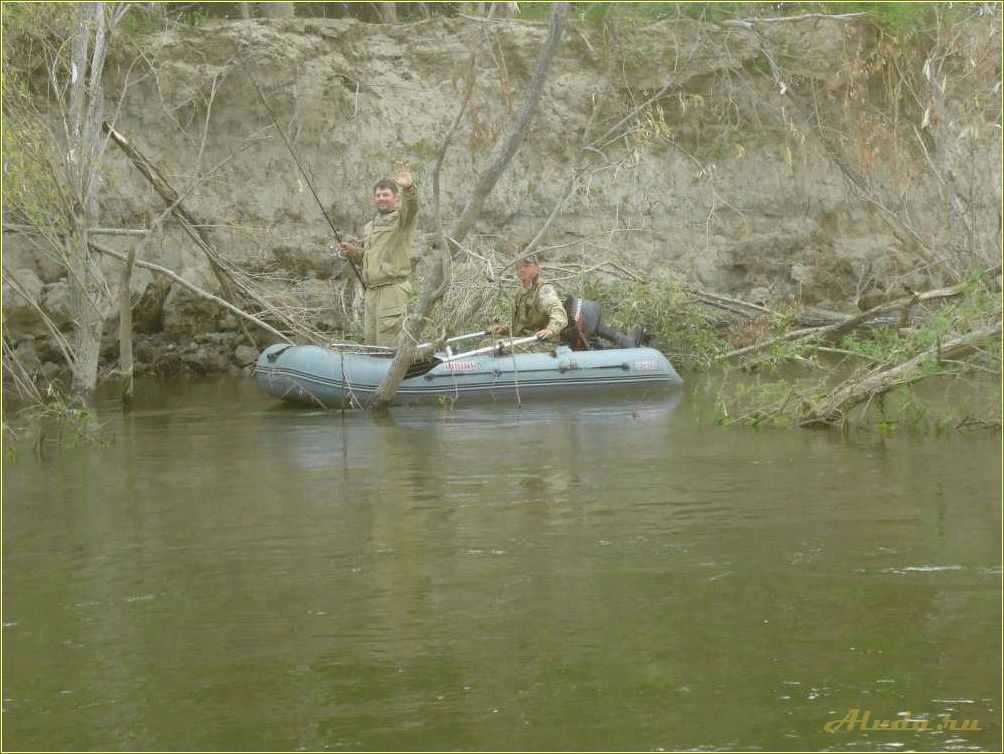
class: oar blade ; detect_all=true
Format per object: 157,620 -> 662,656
404,357 -> 442,380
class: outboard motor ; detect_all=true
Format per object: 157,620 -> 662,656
562,297 -> 651,350
563,297 -> 602,350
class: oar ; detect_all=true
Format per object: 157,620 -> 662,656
430,330 -> 490,350
404,334 -> 541,379
442,335 -> 540,360
328,330 -> 492,358
409,329 -> 488,361
445,330 -> 490,345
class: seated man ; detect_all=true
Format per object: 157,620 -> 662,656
488,255 -> 568,345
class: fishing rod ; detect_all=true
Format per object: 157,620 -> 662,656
234,46 -> 367,290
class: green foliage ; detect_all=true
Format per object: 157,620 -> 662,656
838,283 -> 1001,366
404,139 -> 438,169
2,421 -> 17,463
518,2 -> 694,23
513,1 -> 948,38
675,3 -> 755,23
176,4 -> 212,27
574,274 -> 728,368
4,393 -> 107,457
1,3 -> 83,229
515,3 -> 556,22
116,7 -> 167,40
713,377 -> 801,429
579,2 -> 680,24
709,362 -> 1002,436
711,279 -> 1001,433
365,147 -> 392,165
0,2 -> 77,76
828,2 -> 937,38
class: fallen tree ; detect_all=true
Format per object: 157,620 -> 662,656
798,319 -> 1002,427
719,264 -> 1003,363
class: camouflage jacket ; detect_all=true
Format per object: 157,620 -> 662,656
347,185 -> 418,289
511,278 -> 568,339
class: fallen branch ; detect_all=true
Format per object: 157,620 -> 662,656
720,266 -> 1002,361
4,223 -> 150,237
720,324 -> 825,361
88,240 -> 292,343
798,320 -> 1002,427
802,345 -> 882,363
102,122 -> 314,344
722,12 -> 866,29
688,288 -> 779,319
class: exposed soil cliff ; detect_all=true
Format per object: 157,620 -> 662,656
3,12 -> 1001,380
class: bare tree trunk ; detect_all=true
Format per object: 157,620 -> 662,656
67,6 -> 91,143
117,216 -> 162,405
259,2 -> 295,19
10,2 -> 129,401
81,0 -> 109,212
370,3 -> 568,408
379,2 -> 398,23
239,2 -> 252,19
449,3 -> 568,249
66,3 -> 107,397
367,56 -> 479,406
67,228 -> 105,396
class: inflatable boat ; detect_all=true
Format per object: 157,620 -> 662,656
255,331 -> 683,408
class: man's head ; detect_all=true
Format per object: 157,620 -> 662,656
373,179 -> 399,213
515,255 -> 540,287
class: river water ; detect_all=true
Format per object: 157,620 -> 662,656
3,376 -> 1000,751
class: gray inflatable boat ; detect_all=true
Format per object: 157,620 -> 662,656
255,332 -> 683,407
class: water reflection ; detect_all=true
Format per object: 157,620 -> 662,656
257,391 -> 683,472
2,377 -> 999,751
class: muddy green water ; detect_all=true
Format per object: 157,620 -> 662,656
2,377 -> 1001,751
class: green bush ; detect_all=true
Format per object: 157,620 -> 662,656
574,274 -> 728,368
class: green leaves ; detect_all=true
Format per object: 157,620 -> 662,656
579,274 -> 728,369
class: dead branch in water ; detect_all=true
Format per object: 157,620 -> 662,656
719,265 -> 1002,362
798,320 -> 1002,427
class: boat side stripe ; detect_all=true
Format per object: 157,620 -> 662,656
257,365 -> 674,394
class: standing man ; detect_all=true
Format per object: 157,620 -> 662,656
339,169 -> 417,346
488,255 -> 568,343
